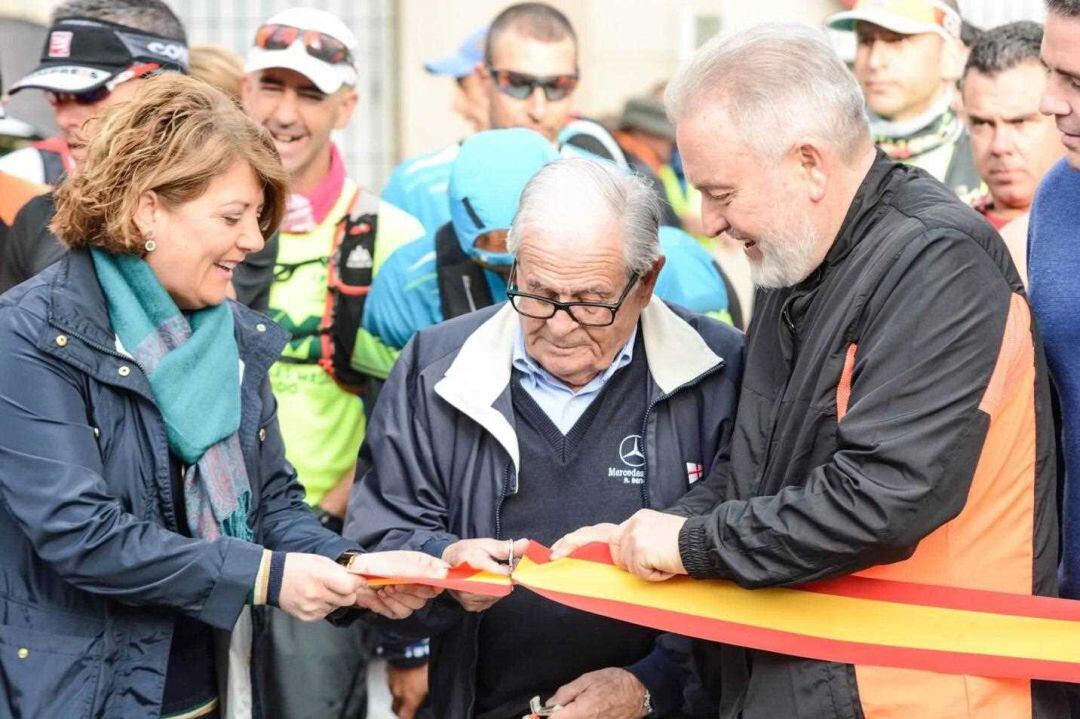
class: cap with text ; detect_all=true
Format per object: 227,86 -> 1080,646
10,17 -> 188,95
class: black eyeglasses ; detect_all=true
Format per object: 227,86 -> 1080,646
506,262 -> 639,327
487,67 -> 579,101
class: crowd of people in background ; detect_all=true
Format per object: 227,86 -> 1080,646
3,0 -> 1080,717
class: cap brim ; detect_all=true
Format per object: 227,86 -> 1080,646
9,63 -> 117,94
826,9 -> 943,37
244,48 -> 348,94
423,55 -> 476,78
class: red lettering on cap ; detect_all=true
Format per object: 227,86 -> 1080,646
48,31 -> 73,58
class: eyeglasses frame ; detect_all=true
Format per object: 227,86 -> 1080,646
505,261 -> 641,327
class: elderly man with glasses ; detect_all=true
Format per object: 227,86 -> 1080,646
347,158 -> 743,719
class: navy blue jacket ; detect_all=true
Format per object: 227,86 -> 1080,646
346,299 -> 744,717
0,250 -> 354,719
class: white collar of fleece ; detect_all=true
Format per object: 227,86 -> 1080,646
433,299 -> 725,472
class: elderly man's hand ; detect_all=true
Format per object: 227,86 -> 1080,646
549,522 -> 620,560
442,538 -> 529,612
547,668 -> 649,719
552,511 -> 687,581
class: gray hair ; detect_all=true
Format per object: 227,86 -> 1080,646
52,0 -> 187,41
507,158 -> 662,275
1047,0 -> 1080,17
665,22 -> 870,161
963,22 -> 1043,82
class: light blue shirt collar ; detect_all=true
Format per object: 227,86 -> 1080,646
511,325 -> 638,433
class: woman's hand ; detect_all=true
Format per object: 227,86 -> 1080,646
278,553 -> 362,621
348,550 -> 449,620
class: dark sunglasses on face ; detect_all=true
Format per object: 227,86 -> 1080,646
46,86 -> 111,107
44,62 -> 161,107
487,67 -> 579,101
255,24 -> 352,66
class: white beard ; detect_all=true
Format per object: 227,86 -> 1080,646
743,212 -> 823,289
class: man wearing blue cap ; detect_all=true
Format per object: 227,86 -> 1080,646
348,155 -> 743,719
424,27 -> 490,134
363,129 -> 734,361
381,2 -> 629,236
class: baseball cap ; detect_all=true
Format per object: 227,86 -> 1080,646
826,0 -> 962,42
245,8 -> 358,94
449,128 -> 559,265
424,28 -> 486,78
619,96 -> 674,141
10,17 -> 188,95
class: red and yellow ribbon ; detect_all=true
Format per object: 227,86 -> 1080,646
364,541 -> 1080,683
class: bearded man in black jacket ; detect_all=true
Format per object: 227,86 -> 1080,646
554,21 -> 1065,719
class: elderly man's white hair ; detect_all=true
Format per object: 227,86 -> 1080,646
665,22 -> 871,161
507,158 -> 662,275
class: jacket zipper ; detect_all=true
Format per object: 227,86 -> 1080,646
755,298 -> 800,490
637,359 -> 727,509
494,460 -> 513,540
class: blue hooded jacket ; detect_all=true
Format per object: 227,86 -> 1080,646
364,130 -> 733,352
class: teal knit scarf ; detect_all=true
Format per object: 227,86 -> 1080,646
91,249 -> 253,542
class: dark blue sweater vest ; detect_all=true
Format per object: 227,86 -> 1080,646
474,336 -> 659,718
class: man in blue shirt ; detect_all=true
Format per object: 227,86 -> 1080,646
994,0 -> 1079,709
1029,2 -> 1080,594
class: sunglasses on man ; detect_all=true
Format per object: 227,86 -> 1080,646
254,24 -> 353,66
44,62 -> 161,108
486,67 -> 579,101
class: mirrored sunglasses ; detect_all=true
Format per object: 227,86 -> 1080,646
488,67 -> 579,101
255,23 -> 352,66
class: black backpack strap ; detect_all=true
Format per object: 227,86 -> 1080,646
321,187 -> 380,393
434,223 -> 494,320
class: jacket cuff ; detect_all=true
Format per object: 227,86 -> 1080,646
199,538 -> 266,630
377,637 -> 431,668
317,535 -> 361,561
626,646 -> 682,716
678,515 -> 722,580
267,552 -> 288,606
420,536 -> 455,560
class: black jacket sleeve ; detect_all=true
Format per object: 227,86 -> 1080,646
678,232 -> 1014,587
1,193 -> 62,294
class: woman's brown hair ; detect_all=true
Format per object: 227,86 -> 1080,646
52,74 -> 287,253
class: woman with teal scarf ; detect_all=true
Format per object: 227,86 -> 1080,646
0,75 -> 445,719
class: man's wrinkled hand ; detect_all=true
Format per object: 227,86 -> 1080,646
548,667 -> 648,719
442,538 -> 528,612
614,509 -> 688,581
387,662 -> 429,719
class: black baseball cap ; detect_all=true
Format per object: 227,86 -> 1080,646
10,17 -> 188,95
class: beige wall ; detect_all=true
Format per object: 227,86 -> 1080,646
394,0 -> 841,161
